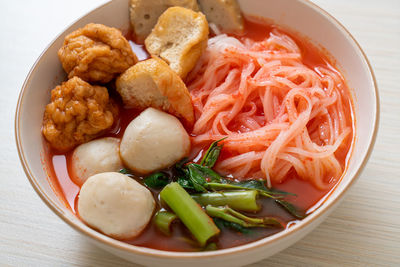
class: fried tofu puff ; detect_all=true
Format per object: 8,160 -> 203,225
42,77 -> 118,152
116,56 -> 194,126
78,172 -> 155,239
71,137 -> 123,186
198,0 -> 244,34
145,7 -> 209,79
58,23 -> 137,83
130,0 -> 199,43
120,108 -> 190,174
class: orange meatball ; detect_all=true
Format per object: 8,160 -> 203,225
58,23 -> 137,83
42,77 -> 118,152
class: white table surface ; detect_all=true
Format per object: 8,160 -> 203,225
1,0 -> 399,266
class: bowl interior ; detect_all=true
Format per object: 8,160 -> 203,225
15,0 -> 378,266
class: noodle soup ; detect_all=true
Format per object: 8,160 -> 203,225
42,14 -> 354,252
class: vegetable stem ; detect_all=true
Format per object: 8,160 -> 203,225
206,205 -> 282,228
154,211 -> 177,236
191,191 -> 260,212
206,206 -> 247,226
203,242 -> 218,251
160,183 -> 220,246
206,183 -> 276,199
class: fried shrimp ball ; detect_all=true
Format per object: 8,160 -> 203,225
42,77 -> 118,152
58,23 -> 137,83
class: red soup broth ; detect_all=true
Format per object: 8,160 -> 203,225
42,17 -> 354,252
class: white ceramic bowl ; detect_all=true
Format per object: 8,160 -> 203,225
15,0 -> 379,266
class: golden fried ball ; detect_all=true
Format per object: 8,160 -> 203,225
42,77 -> 118,152
58,23 -> 138,83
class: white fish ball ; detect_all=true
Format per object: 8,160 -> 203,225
71,137 -> 123,185
78,172 -> 155,239
120,107 -> 190,174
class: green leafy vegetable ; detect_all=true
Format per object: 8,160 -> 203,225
119,168 -> 131,174
206,205 -> 283,228
144,172 -> 169,189
213,217 -> 252,234
177,176 -> 194,190
200,138 -> 227,168
220,179 -> 295,197
187,164 -> 208,192
230,180 -> 269,191
191,164 -> 222,182
172,138 -> 302,221
176,163 -> 222,192
175,157 -> 189,173
275,199 -> 306,219
205,181 -> 304,218
207,206 -> 245,226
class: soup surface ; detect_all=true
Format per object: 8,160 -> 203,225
43,17 -> 354,251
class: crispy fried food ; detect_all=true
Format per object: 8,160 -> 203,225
58,23 -> 137,83
42,77 -> 118,152
198,0 -> 244,34
130,0 -> 199,43
145,7 -> 209,79
116,57 -> 194,126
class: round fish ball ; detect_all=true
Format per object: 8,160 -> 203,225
71,137 -> 123,185
120,107 -> 190,174
78,172 -> 155,239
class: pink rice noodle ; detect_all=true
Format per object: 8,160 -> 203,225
187,31 -> 352,190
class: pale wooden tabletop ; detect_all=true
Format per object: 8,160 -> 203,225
1,0 -> 399,266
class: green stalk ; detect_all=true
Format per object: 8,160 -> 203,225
154,211 -> 177,236
227,207 -> 281,226
205,205 -> 282,228
203,242 -> 218,251
191,191 -> 260,212
160,183 -> 220,246
206,206 -> 248,226
206,182 -> 277,199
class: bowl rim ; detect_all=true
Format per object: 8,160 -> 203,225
15,0 -> 380,260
